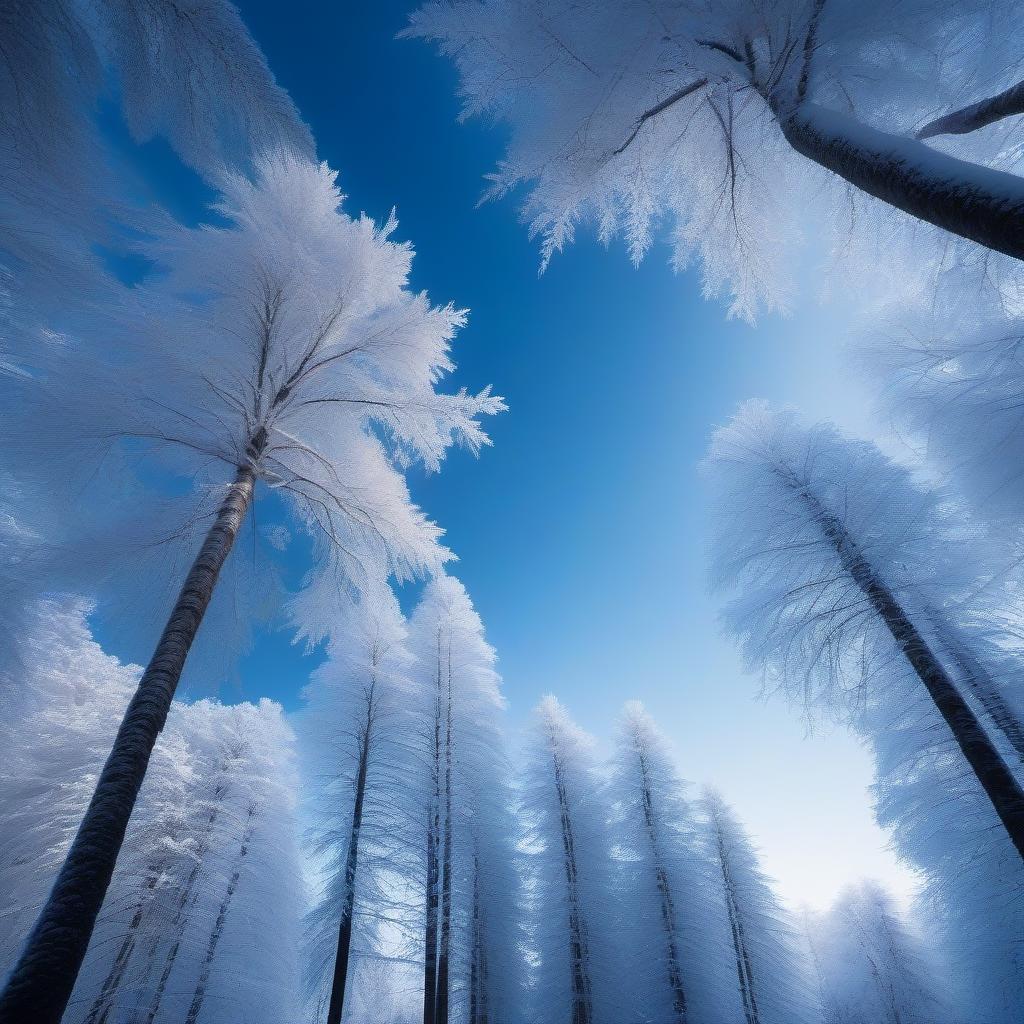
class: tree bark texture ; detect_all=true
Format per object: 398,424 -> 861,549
801,488 -> 1024,860
776,101 -> 1024,261
917,81 -> 1024,139
326,687 -> 375,1024
0,465 -> 257,1024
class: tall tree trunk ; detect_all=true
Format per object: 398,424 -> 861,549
422,644 -> 443,1024
83,861 -> 164,1024
145,781 -> 230,1024
799,487 -> 1024,860
773,100 -> 1024,261
711,814 -> 760,1024
634,741 -> 688,1024
470,850 -> 489,1024
0,460 -> 258,1024
183,805 -> 257,1024
435,643 -> 454,1024
326,686 -> 375,1024
550,745 -> 593,1024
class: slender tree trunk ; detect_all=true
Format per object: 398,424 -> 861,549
0,461 -> 258,1024
183,805 -> 257,1024
469,855 -> 479,1024
422,648 -> 443,1024
773,100 -> 1024,261
712,816 -> 760,1024
435,644 -> 454,1024
84,861 -> 164,1024
145,782 -> 229,1024
326,690 -> 375,1024
799,488 -> 1024,860
550,745 -> 593,1024
634,742 -> 688,1024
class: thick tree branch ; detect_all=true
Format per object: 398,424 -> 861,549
917,80 -> 1024,139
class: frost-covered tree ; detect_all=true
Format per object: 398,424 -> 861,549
70,699 -> 301,1024
806,881 -> 948,1024
300,586 -> 417,1024
704,402 -> 1024,858
1,0 -> 313,350
0,154 -> 502,1021
702,791 -> 816,1024
407,577 -> 521,1024
522,697 -> 623,1024
409,0 -> 1024,317
609,703 -> 737,1024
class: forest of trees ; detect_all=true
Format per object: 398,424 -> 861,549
3,0 -> 1024,1023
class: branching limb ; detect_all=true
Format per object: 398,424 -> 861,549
613,78 -> 708,155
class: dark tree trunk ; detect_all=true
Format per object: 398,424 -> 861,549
145,781 -> 229,1024
800,488 -> 1024,860
917,81 -> 1024,139
469,849 -> 490,1024
0,462 -> 258,1024
712,815 -> 760,1024
550,744 -> 593,1024
422,647 -> 443,1024
774,100 -> 1024,262
435,644 -> 454,1024
924,610 -> 1024,766
634,741 -> 688,1024
184,806 -> 257,1024
326,687 -> 375,1024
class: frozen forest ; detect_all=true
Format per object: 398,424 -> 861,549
2,1 -> 1024,1023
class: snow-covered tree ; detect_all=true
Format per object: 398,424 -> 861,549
409,0 -> 1024,317
704,401 -> 1024,857
522,697 -> 623,1024
701,790 -> 816,1024
609,702 -> 737,1024
300,586 -> 417,1024
806,880 -> 948,1024
71,699 -> 301,1024
0,153 -> 502,1021
407,577 -> 522,1024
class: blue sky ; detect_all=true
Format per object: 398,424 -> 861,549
96,0 -> 917,911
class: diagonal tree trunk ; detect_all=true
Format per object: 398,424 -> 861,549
183,804 -> 257,1024
922,608 -> 1024,766
550,742 -> 593,1024
774,100 -> 1024,262
917,81 -> 1024,140
0,453 -> 260,1024
325,681 -> 376,1024
710,808 -> 760,1024
435,642 -> 454,1024
633,738 -> 688,1024
797,485 -> 1024,860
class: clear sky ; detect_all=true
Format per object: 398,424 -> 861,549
96,0 -> 919,912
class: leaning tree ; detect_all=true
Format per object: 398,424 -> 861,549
0,152 -> 502,1022
705,401 -> 1024,859
409,0 -> 1024,317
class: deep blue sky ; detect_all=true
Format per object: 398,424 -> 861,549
100,0 -> 915,909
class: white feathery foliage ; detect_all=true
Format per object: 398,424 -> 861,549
704,400 -> 988,722
2,153 -> 503,680
701,790 -> 818,1024
408,0 -> 1024,319
521,696 -> 624,1023
806,880 -> 951,1024
299,584 -> 418,1010
609,702 -> 738,1023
